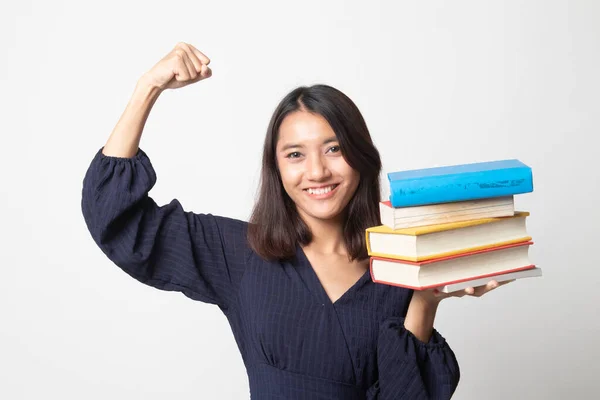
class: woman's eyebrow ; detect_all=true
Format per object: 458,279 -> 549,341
279,137 -> 338,151
280,143 -> 304,151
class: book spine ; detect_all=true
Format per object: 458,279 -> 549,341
388,167 -> 533,207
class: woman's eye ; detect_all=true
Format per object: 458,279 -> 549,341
287,151 -> 301,159
327,145 -> 340,153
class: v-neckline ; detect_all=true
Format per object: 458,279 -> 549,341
295,245 -> 371,306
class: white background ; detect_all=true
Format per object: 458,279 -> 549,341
1,0 -> 599,398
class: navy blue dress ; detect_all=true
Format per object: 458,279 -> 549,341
81,147 -> 460,399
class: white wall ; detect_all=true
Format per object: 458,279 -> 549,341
1,0 -> 598,398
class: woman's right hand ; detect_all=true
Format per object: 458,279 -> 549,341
142,42 -> 212,91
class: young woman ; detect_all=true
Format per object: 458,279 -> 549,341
82,42 -> 508,399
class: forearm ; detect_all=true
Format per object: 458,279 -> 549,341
102,76 -> 163,158
403,292 -> 439,343
368,305 -> 460,399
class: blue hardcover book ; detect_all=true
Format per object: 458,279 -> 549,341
387,159 -> 533,207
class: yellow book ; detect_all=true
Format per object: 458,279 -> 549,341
366,211 -> 531,261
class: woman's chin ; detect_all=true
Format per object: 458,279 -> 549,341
302,208 -> 344,222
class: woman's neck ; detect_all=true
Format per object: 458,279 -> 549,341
302,215 -> 347,256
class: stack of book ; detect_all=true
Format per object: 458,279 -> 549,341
366,159 -> 542,293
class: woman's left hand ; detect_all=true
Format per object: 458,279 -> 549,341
412,279 -> 515,306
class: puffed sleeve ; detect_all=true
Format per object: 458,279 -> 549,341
81,147 -> 249,311
366,317 -> 460,399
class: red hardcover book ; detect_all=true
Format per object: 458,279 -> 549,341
370,241 -> 536,290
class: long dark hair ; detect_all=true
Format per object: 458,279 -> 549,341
248,84 -> 382,261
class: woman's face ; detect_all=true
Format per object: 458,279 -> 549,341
275,111 -> 360,224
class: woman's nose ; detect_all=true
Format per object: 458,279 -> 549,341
306,155 -> 331,181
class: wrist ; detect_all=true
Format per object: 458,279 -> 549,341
136,75 -> 164,98
411,290 -> 442,309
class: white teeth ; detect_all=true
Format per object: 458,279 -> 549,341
307,185 -> 336,195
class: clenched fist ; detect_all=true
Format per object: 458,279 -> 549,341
142,42 -> 212,91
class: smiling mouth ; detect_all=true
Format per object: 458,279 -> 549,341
303,184 -> 339,195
